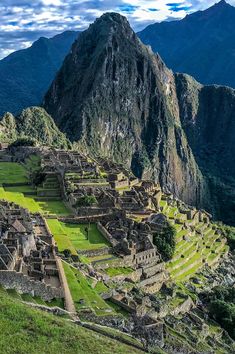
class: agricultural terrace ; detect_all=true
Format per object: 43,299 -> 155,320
46,219 -> 109,255
159,200 -> 229,282
0,160 -> 70,216
63,262 -> 115,316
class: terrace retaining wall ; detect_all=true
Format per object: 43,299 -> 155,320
0,270 -> 64,301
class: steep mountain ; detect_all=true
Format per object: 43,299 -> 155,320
0,30 -> 79,116
138,0 -> 235,89
0,107 -> 70,149
44,12 -> 206,209
176,74 -> 235,224
43,12 -> 235,224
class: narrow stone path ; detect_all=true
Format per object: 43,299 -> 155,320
56,257 -> 76,315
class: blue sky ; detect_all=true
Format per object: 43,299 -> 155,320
0,0 -> 234,59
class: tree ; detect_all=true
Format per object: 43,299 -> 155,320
153,222 -> 176,261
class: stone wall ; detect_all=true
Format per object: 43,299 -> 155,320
97,222 -> 118,246
0,271 -> 64,301
77,247 -> 112,258
133,249 -> 158,266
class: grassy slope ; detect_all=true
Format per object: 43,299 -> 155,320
0,291 -> 141,354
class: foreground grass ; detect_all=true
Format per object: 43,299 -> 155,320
0,291 -> 141,354
47,219 -> 109,254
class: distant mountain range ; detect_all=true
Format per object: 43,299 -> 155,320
1,1 -> 235,117
0,30 -> 79,116
138,0 -> 235,88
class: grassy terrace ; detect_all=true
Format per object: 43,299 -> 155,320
0,161 -> 70,216
46,219 -> 109,255
0,162 -> 29,184
104,267 -> 134,277
63,262 -> 114,316
163,202 -> 229,282
0,290 -> 141,354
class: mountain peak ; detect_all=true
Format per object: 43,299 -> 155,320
211,0 -> 231,10
217,0 -> 228,6
87,12 -> 133,40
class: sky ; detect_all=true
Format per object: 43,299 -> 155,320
0,0 -> 234,59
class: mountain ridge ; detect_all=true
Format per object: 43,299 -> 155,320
0,30 -> 80,116
138,0 -> 235,89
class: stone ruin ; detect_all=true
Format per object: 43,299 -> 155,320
0,201 -> 64,301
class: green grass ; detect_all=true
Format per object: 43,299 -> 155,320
0,291 -> 141,354
0,161 -> 70,216
0,186 -> 70,216
105,267 -> 133,277
47,219 -> 109,254
24,154 -> 41,174
63,262 -> 114,316
0,162 -> 28,184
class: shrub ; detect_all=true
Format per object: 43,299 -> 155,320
205,286 -> 235,340
209,300 -> 235,339
9,137 -> 37,147
75,195 -> 97,207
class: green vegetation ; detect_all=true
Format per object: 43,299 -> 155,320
9,136 -> 37,147
153,222 -> 176,261
3,107 -> 71,149
75,195 -> 97,207
47,219 -> 109,255
105,267 -> 133,277
63,262 -> 114,316
205,286 -> 235,340
0,162 -> 28,184
218,224 -> 235,250
0,162 -> 70,216
0,290 -> 140,354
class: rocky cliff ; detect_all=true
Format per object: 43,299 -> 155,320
44,13 -> 206,208
176,73 -> 235,224
43,12 -> 235,224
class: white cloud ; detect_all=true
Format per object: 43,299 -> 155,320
0,0 -> 234,59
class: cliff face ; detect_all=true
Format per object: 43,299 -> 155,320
176,74 -> 235,224
44,13 -> 205,208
